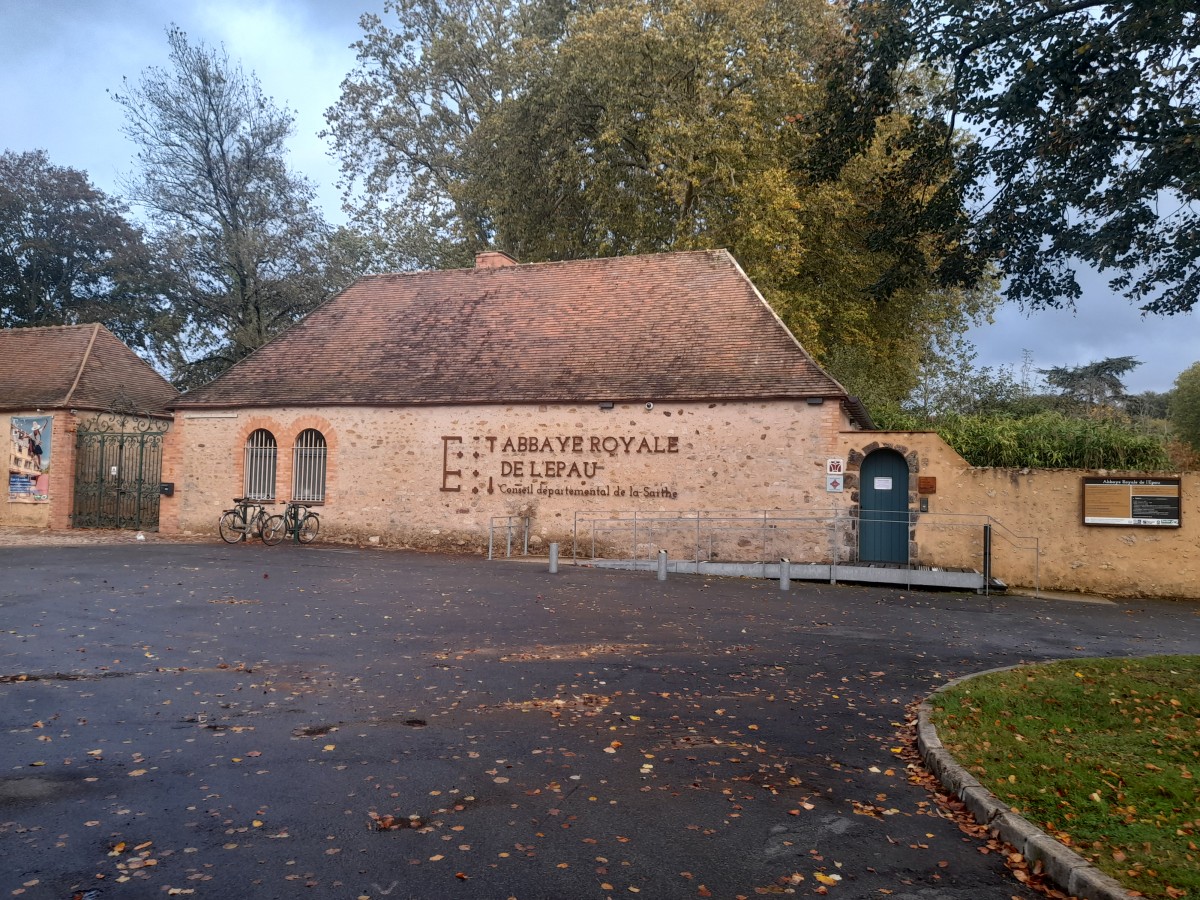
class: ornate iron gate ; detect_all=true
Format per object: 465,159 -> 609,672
72,412 -> 169,530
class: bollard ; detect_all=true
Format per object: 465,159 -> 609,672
779,557 -> 790,591
549,542 -> 559,574
657,549 -> 668,581
982,523 -> 992,596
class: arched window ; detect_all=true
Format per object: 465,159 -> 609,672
292,429 -> 327,502
243,429 -> 277,500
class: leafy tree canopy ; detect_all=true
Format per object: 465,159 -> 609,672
1039,355 -> 1141,408
325,0 -> 998,404
0,149 -> 168,350
1171,361 -> 1200,450
890,0 -> 1200,314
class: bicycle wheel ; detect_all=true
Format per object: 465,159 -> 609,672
297,512 -> 319,544
261,515 -> 287,546
218,510 -> 244,543
249,510 -> 267,539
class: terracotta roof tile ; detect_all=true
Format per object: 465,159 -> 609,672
0,324 -> 179,414
176,250 -> 848,408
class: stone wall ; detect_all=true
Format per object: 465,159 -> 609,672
944,467 -> 1198,599
161,413 -> 1199,599
162,400 -> 855,550
838,431 -> 1199,599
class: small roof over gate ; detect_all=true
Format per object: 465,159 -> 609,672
0,323 -> 178,415
176,249 -> 857,415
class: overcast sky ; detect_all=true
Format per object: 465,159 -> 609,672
2,0 -> 1195,393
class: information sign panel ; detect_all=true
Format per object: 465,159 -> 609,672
1082,477 -> 1181,527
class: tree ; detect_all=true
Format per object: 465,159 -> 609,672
1126,390 -> 1173,422
1171,362 -> 1200,450
903,333 -> 1027,418
113,27 -> 341,387
1039,356 -> 1141,409
892,0 -> 1200,314
0,149 -> 167,350
325,0 -> 997,404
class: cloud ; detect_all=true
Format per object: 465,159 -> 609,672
3,0 -> 1197,393
969,268 -> 1197,393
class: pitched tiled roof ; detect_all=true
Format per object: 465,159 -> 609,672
177,250 -> 849,408
0,324 -> 179,415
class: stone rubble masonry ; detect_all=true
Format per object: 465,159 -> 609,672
161,400 -> 850,550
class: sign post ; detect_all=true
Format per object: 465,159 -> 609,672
1082,477 -> 1181,527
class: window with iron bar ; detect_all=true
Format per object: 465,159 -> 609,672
243,429 -> 277,500
292,429 -> 327,502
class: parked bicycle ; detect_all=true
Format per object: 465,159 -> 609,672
218,497 -> 275,543
262,500 -> 320,546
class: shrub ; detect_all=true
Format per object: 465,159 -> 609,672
932,411 -> 1172,469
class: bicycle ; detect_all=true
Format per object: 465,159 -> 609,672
262,500 -> 320,546
218,497 -> 275,544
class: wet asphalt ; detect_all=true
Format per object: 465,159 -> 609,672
1,542 -> 1198,900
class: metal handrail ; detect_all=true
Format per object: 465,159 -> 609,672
567,508 -> 1040,595
488,515 -> 530,560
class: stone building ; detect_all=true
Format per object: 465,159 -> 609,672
165,250 -> 872,549
1,324 -> 179,530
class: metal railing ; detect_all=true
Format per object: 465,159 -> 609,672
564,508 -> 1040,595
488,515 -> 531,560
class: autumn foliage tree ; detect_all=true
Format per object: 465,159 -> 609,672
325,0 -> 997,404
1171,362 -> 1200,452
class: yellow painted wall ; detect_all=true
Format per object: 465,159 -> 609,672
838,431 -> 1198,599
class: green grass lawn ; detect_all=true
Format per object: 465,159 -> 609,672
930,656 -> 1199,900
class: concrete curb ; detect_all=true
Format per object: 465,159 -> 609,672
917,665 -> 1135,900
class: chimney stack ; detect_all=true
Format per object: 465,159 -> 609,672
475,251 -> 518,269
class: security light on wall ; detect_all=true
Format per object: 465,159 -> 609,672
806,397 -> 825,405
598,401 -> 614,410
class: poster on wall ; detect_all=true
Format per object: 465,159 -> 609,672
1082,477 -> 1181,527
9,415 -> 52,503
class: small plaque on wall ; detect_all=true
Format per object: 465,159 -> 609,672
918,476 -> 936,494
1082,477 -> 1181,527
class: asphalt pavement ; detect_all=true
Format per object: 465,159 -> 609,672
2,542 -> 1198,900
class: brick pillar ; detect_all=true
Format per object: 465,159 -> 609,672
47,410 -> 78,531
158,415 -> 183,535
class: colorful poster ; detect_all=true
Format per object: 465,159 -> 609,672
9,415 -> 52,503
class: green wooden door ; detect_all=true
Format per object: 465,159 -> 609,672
859,450 -> 909,563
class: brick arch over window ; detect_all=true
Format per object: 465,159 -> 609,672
233,417 -> 285,502
279,416 -> 337,504
292,429 -> 327,502
243,428 -> 278,501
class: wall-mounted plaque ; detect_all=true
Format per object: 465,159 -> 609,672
1082,477 -> 1181,527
